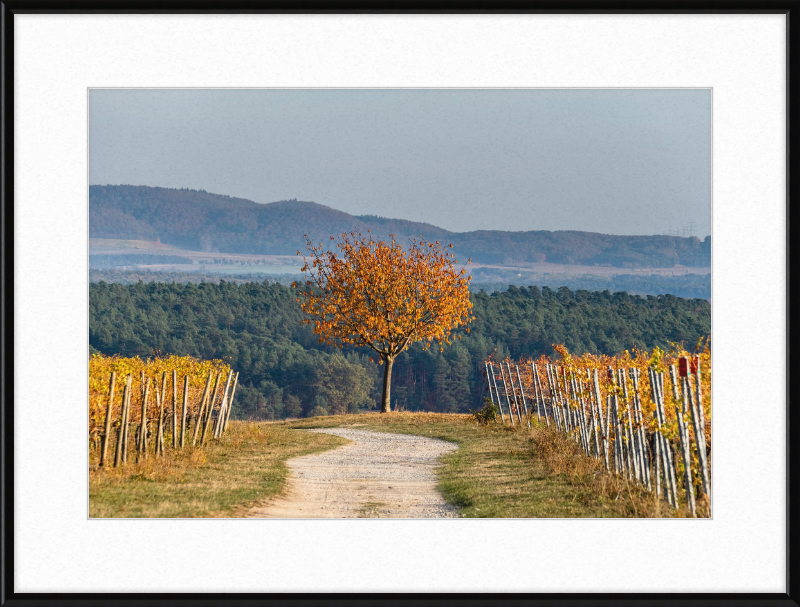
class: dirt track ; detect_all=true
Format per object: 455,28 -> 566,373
245,428 -> 459,518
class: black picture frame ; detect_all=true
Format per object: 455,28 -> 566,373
1,2 -> 794,605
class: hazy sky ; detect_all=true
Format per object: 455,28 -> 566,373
89,89 -> 711,237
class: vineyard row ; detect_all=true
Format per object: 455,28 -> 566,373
484,348 -> 711,517
90,355 -> 239,467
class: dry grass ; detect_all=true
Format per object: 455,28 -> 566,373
89,421 -> 347,518
528,424 -> 689,518
90,412 -> 687,518
292,412 -> 684,518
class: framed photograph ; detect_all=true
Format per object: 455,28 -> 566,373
2,3 -> 793,604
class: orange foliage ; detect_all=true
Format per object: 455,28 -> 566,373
293,231 -> 474,360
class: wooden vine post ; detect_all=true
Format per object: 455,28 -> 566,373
531,362 -> 545,426
514,364 -> 531,428
223,372 -> 239,433
545,365 -> 559,431
100,372 -> 116,467
214,370 -> 234,438
505,361 -> 523,425
192,373 -> 214,446
488,363 -> 506,424
218,370 -> 235,435
180,375 -> 189,448
121,376 -> 132,465
114,374 -> 132,468
571,376 -> 588,456
692,355 -> 706,427
586,372 -> 601,461
670,364 -> 696,517
200,372 -> 222,445
138,379 -> 150,460
607,368 -> 621,475
155,387 -> 165,456
658,371 -> 680,508
579,379 -> 594,459
172,370 -> 178,448
592,369 -> 609,470
554,367 -> 569,433
631,369 -> 651,491
649,369 -> 663,499
484,362 -> 499,419
552,366 -> 562,430
498,363 -> 515,426
681,357 -> 711,508
579,379 -> 592,458
649,367 -> 675,506
158,372 -> 167,452
649,368 -> 665,503
619,369 -> 638,482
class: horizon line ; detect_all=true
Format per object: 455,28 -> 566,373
89,183 -> 712,240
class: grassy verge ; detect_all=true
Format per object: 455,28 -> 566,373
90,412 -> 686,518
291,412 -> 685,518
89,421 -> 348,518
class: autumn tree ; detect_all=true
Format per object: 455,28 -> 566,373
294,231 -> 474,413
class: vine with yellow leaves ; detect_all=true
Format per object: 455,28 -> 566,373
484,338 -> 711,517
89,354 -> 238,468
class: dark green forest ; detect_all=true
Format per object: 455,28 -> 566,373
90,280 -> 710,420
90,185 -> 711,268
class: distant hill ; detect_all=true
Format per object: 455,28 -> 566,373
90,185 -> 711,268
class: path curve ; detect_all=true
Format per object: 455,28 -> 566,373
245,428 -> 459,518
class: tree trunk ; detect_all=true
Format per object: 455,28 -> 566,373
381,355 -> 394,413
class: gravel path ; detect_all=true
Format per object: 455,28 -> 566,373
245,428 -> 459,518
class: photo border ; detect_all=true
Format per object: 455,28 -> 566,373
1,3 -> 794,605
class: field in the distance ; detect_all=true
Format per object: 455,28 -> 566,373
90,239 -> 299,265
90,413 -> 680,518
89,239 -> 710,279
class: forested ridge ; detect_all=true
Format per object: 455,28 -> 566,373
90,281 -> 710,420
90,185 -> 711,268
89,268 -> 711,300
